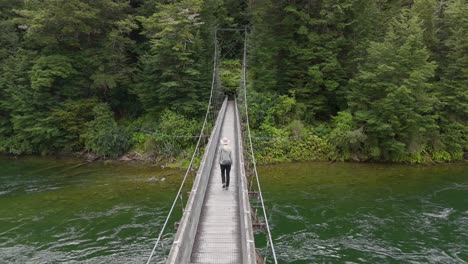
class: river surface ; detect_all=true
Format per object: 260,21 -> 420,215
0,157 -> 467,263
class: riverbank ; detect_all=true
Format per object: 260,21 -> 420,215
1,148 -> 466,170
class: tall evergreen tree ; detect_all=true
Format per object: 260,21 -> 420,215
345,0 -> 386,69
249,0 -> 283,94
434,0 -> 468,158
134,0 -> 208,116
410,0 -> 439,53
0,1 -> 22,147
251,0 -> 351,121
348,11 -> 438,161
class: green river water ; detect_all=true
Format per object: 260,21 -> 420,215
0,157 -> 467,263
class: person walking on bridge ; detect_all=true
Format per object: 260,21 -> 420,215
219,137 -> 232,190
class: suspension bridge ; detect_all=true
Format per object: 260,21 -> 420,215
146,29 -> 277,264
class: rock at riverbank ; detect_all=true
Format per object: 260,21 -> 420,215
119,152 -> 145,161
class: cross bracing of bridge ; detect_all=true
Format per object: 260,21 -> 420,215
145,28 -> 277,264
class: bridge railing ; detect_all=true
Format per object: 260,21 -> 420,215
166,97 -> 228,264
238,29 -> 278,264
234,97 -> 257,264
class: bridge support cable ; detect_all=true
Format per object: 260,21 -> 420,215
239,29 -> 278,264
145,30 -> 221,264
166,97 -> 228,263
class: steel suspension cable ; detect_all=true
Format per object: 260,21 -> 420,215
241,31 -> 278,264
145,32 -> 219,264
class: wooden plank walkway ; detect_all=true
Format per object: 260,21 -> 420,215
190,101 -> 241,264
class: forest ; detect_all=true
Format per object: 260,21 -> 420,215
0,0 -> 466,163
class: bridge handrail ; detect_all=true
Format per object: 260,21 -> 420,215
146,36 -> 220,264
241,30 -> 278,264
166,97 -> 228,263
234,98 -> 257,264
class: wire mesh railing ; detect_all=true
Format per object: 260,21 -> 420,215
145,29 -> 222,264
237,28 -> 279,264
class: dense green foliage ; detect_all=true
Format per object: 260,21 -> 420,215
0,0 -> 218,159
131,109 -> 201,161
0,0 -> 466,163
134,0 -> 209,115
248,0 -> 467,163
81,104 -> 130,158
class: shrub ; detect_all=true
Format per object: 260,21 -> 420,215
81,104 -> 130,158
252,119 -> 332,163
328,111 -> 366,160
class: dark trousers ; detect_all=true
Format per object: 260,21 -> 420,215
220,164 -> 231,186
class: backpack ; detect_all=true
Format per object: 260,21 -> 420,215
219,147 -> 232,165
